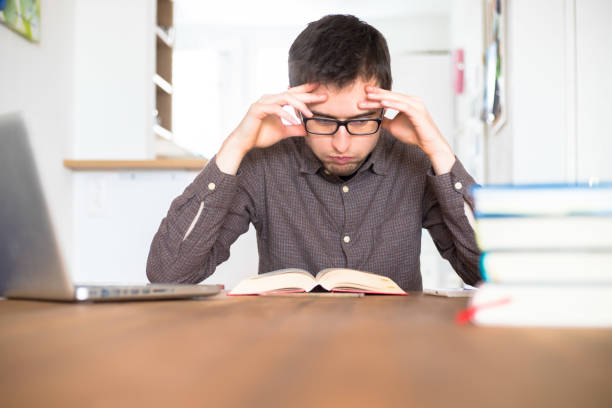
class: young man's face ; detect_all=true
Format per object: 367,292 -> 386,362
304,79 -> 382,177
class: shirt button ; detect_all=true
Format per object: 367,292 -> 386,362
343,235 -> 351,243
324,169 -> 330,175
342,186 -> 349,193
208,182 -> 216,191
454,181 -> 463,190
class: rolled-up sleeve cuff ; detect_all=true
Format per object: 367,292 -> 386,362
426,158 -> 477,215
188,155 -> 238,208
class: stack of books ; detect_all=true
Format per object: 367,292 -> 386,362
464,184 -> 612,327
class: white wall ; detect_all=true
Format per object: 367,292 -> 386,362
0,0 -> 75,269
73,0 -> 155,159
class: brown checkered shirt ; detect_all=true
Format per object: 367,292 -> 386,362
146,131 -> 482,290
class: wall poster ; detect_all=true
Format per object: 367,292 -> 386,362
482,0 -> 506,132
0,0 -> 40,42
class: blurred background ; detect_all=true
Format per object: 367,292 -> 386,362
1,0 -> 610,289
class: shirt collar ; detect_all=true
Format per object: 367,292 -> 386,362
298,131 -> 389,177
367,130 -> 389,176
298,139 -> 323,175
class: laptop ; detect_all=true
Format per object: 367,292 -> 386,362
0,113 -> 220,301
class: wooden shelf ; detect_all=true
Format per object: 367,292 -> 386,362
63,159 -> 208,171
157,0 -> 173,28
156,41 -> 173,81
154,0 -> 174,157
153,123 -> 173,140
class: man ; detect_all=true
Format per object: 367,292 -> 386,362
147,14 -> 481,290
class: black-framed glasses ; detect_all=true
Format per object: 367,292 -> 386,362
301,110 -> 384,136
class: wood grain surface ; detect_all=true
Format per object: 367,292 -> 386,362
1,294 -> 611,407
63,159 -> 208,171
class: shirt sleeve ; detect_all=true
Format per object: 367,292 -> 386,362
146,156 -> 258,284
421,158 -> 482,286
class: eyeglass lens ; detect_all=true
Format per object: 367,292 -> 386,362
306,118 -> 380,135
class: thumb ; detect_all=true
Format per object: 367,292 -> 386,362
283,124 -> 307,138
381,116 -> 393,130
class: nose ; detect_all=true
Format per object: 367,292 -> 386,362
331,126 -> 351,154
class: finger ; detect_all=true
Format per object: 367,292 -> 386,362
364,85 -> 396,97
283,93 -> 314,117
379,99 -> 415,116
366,91 -> 417,103
366,91 -> 424,111
357,100 -> 383,110
365,85 -> 400,96
293,92 -> 328,104
289,82 -> 320,93
258,104 -> 300,125
364,84 -> 410,99
261,93 -> 313,118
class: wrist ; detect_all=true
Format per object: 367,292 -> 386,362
216,134 -> 250,175
226,131 -> 253,156
427,148 -> 455,175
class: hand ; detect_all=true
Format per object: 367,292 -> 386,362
359,86 -> 455,174
217,83 -> 327,174
231,83 -> 326,151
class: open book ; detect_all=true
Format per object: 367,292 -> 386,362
228,268 -> 407,296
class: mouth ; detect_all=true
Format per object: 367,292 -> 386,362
329,156 -> 354,165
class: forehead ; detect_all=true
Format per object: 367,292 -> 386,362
308,78 -> 377,118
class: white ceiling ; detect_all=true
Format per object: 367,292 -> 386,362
174,0 -> 451,26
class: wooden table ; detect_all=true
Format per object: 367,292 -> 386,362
1,294 -> 611,407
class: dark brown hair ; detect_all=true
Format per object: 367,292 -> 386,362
288,15 -> 392,90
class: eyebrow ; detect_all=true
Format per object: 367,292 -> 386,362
310,110 -> 379,120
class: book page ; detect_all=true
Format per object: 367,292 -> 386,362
249,268 -> 313,280
316,268 -> 406,294
229,269 -> 317,295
